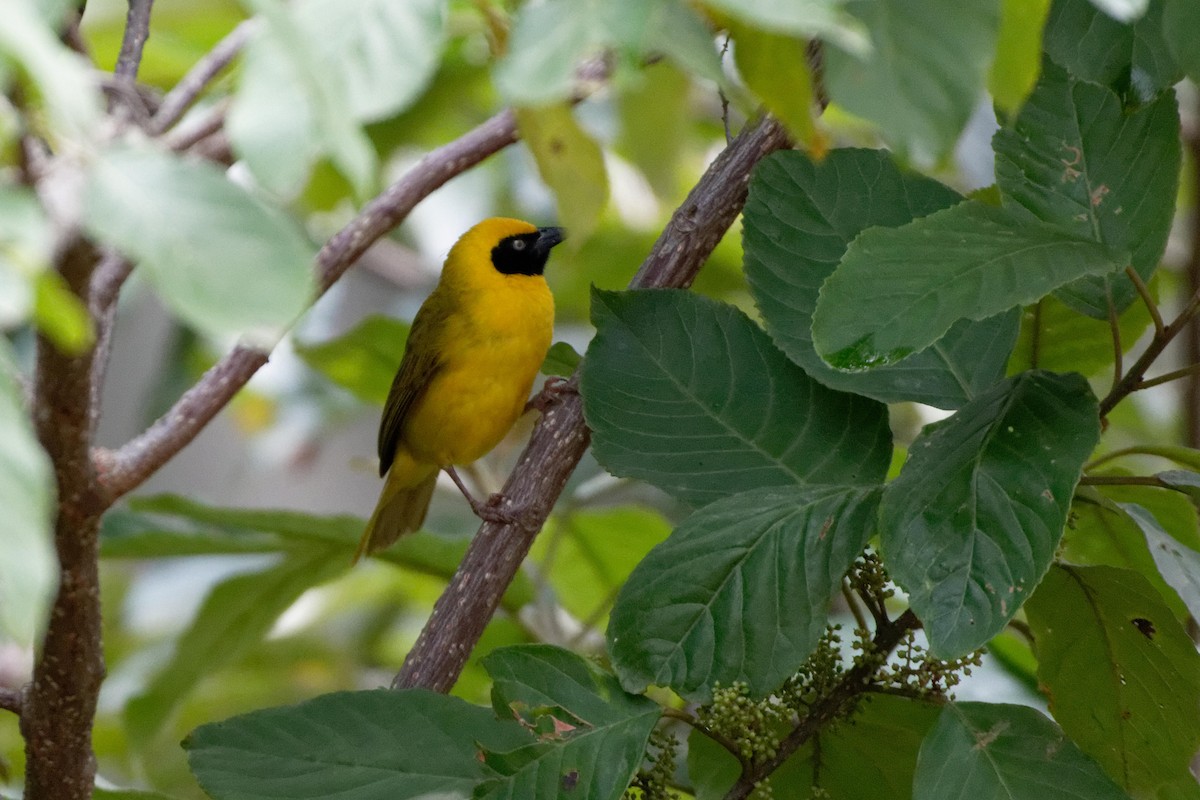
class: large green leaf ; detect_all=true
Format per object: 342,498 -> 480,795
0,343 -> 55,645
478,645 -> 659,800
125,546 -> 349,742
993,58 -> 1180,319
913,702 -> 1129,800
608,485 -> 879,702
494,0 -> 722,105
83,146 -> 316,344
295,0 -> 445,122
824,0 -> 1001,163
1164,0 -> 1200,82
294,315 -> 409,406
690,694 -> 941,800
811,202 -> 1125,370
187,689 -> 530,799
582,289 -> 891,507
1026,565 -> 1200,797
744,148 -> 1018,408
1042,0 -> 1179,99
880,371 -> 1100,657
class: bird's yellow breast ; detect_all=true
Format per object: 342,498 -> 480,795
401,272 -> 554,466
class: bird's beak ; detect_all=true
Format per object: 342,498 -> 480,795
534,226 -> 566,255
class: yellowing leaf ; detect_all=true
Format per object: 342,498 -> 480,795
989,0 -> 1050,117
516,104 -> 608,243
731,24 -> 822,149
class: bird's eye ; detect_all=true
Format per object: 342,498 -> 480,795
511,239 -> 527,251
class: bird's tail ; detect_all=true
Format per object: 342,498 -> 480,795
354,458 -> 438,563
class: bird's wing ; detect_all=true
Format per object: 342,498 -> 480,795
377,301 -> 446,476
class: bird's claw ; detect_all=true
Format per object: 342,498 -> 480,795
525,376 -> 579,414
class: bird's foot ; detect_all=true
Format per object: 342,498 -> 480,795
525,375 -> 578,414
471,492 -> 524,526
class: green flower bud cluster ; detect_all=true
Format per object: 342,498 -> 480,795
624,726 -> 680,800
877,630 -> 984,698
699,681 -> 790,764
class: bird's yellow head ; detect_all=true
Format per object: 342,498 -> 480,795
446,217 -> 566,281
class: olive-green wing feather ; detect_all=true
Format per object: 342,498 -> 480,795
377,301 -> 446,475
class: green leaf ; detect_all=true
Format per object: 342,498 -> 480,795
0,186 -> 50,327
1009,291 -> 1155,377
702,0 -> 870,54
1026,565 -> 1200,796
187,689 -> 531,799
231,0 -> 378,197
615,62 -> 690,198
582,289 -> 892,507
0,342 -> 55,646
1042,0 -> 1179,99
824,0 -> 1001,163
811,202 -> 1126,370
913,702 -> 1129,800
294,315 -> 409,406
880,371 -> 1100,657
540,341 -> 581,378
125,545 -> 349,742
93,789 -> 182,800
515,105 -> 608,244
32,270 -> 93,354
226,31 -> 322,198
690,694 -> 942,800
1164,0 -> 1200,82
988,0 -> 1051,117
993,58 -> 1180,319
1123,499 -> 1200,622
744,148 -> 1018,408
295,0 -> 446,122
730,26 -> 818,147
533,506 -> 670,626
100,494 -> 536,609
1062,490 -> 1190,620
495,0 -> 722,105
0,0 -> 101,143
478,645 -> 659,800
83,145 -> 316,345
608,485 -> 880,701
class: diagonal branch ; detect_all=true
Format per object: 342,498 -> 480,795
94,108 -> 520,504
149,19 -> 254,135
393,115 -> 790,693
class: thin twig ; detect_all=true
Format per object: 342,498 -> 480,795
0,688 -> 21,717
163,99 -> 230,152
114,0 -> 154,82
150,19 -> 253,135
1079,475 -> 1169,488
841,581 -> 868,632
1029,300 -> 1042,370
661,706 -> 750,769
1107,290 -> 1123,397
1099,285 -> 1200,417
394,115 -> 791,693
1136,364 -> 1200,392
1126,266 -> 1164,337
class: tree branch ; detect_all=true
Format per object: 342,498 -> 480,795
149,19 -> 253,135
393,115 -> 790,693
21,236 -> 106,800
94,108 -> 521,503
722,610 -> 921,800
114,0 -> 154,82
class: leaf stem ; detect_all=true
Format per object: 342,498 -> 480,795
661,706 -> 750,770
1107,289 -> 1123,398
841,581 -> 869,632
1135,363 -> 1200,391
1125,266 -> 1163,337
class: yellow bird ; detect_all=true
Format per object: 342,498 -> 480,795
355,217 -> 565,561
